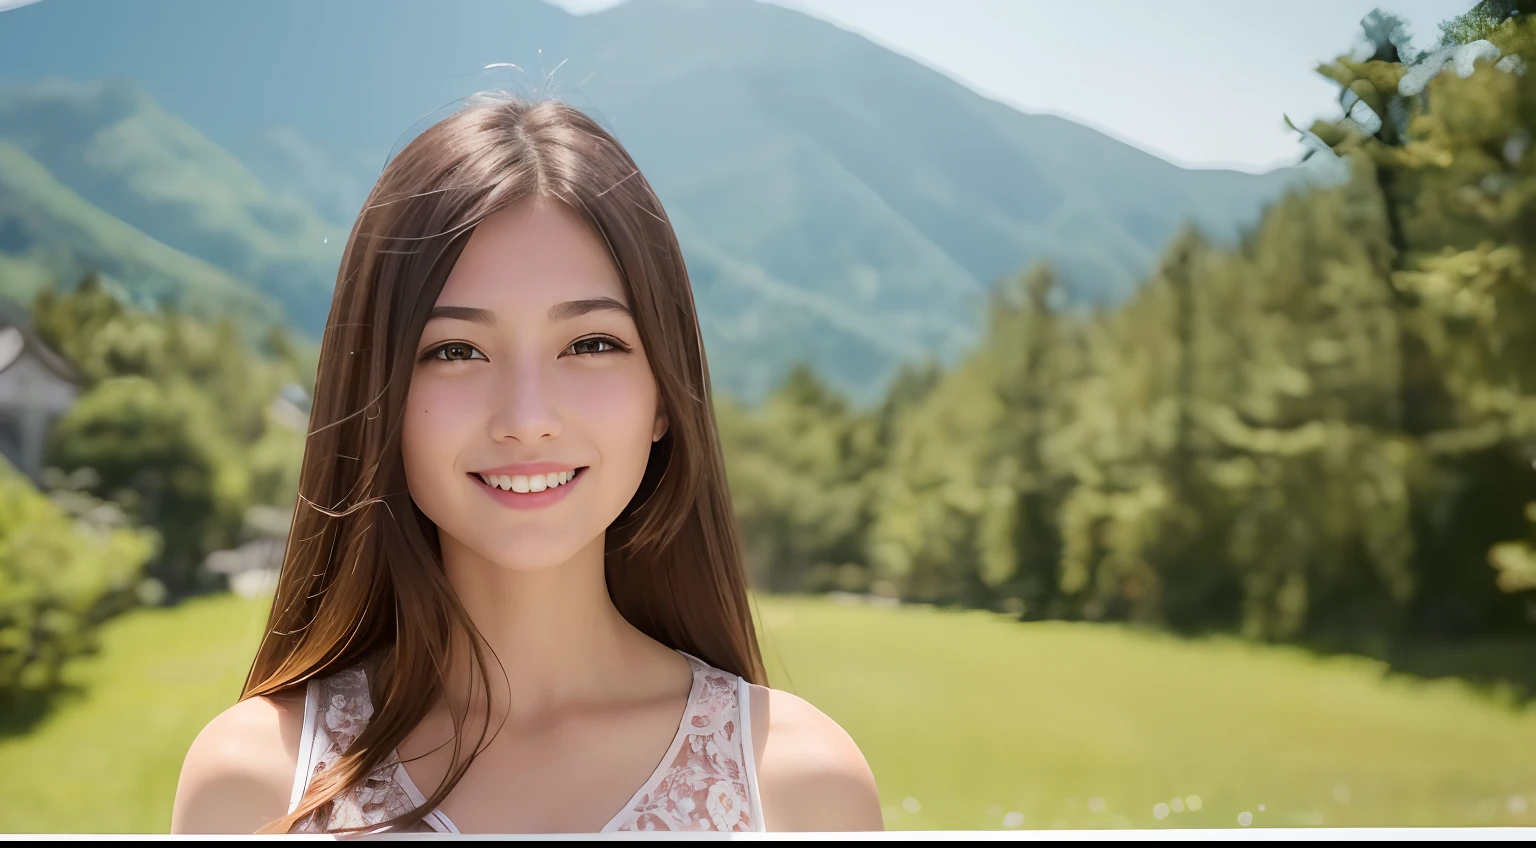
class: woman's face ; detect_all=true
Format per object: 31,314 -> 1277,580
401,196 -> 667,573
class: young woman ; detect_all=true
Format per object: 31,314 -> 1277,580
169,96 -> 883,835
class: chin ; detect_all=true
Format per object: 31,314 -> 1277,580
459,529 -> 598,574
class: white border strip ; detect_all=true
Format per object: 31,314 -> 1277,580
5,829 -> 1536,841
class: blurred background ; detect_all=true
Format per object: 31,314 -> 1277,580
1,0 -> 1534,833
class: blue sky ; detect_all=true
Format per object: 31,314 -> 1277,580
551,0 -> 1478,173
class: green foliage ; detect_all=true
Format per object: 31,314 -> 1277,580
723,10 -> 1536,653
30,278 -> 306,593
47,376 -> 246,592
717,363 -> 886,592
1439,2 -> 1534,46
0,458 -> 154,695
0,592 -> 262,832
863,354 -> 1006,604
1490,503 -> 1536,593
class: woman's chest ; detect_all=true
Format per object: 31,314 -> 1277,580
394,700 -> 695,833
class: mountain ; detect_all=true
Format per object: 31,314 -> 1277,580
0,139 -> 281,323
0,0 -> 1307,401
0,79 -> 343,330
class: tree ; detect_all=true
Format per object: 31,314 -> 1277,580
1489,503 -> 1536,596
46,376 -> 247,593
716,5 -> 1536,658
28,278 -> 308,595
0,458 -> 154,695
716,364 -> 884,592
982,264 -> 1075,614
1439,1 -> 1534,46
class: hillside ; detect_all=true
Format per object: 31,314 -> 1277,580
0,79 -> 342,331
0,140 -> 282,323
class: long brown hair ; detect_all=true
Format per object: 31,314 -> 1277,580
242,94 -> 764,833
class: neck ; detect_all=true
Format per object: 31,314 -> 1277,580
435,533 -> 679,718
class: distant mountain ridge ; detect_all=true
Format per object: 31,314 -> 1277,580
0,79 -> 342,327
0,139 -> 281,323
0,0 -> 1307,400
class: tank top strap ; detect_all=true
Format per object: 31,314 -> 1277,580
735,671 -> 765,829
286,676 -> 321,814
286,666 -> 425,832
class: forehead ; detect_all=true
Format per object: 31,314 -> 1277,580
439,196 -> 625,309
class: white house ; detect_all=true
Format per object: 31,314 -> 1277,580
0,323 -> 80,483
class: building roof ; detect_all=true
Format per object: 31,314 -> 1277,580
0,323 -> 80,385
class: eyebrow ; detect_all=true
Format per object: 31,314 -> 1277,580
426,305 -> 495,325
547,297 -> 632,322
427,298 -> 632,326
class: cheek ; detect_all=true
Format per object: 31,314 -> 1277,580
571,368 -> 659,468
401,378 -> 479,495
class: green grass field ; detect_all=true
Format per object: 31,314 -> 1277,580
1,593 -> 1534,833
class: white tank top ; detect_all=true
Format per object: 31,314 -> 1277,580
286,652 -> 765,833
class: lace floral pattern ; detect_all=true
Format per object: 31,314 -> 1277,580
290,668 -> 423,834
288,654 -> 759,834
609,658 -> 754,832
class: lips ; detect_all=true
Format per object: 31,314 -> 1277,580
467,466 -> 588,511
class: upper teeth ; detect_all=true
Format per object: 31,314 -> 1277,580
479,470 -> 576,493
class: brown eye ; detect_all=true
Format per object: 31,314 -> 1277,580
428,343 -> 485,362
567,337 -> 627,356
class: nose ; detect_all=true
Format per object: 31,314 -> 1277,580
488,359 -> 562,444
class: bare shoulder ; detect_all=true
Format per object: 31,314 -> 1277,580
747,684 -> 883,832
170,687 -> 306,834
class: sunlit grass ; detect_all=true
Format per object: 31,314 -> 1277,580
757,598 -> 1536,830
0,592 -> 269,833
1,593 -> 1533,833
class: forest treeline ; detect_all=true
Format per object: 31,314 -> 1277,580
716,4 -> 1536,653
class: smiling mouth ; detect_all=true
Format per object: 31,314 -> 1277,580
470,467 -> 588,494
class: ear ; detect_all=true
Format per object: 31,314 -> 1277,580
652,412 -> 669,443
